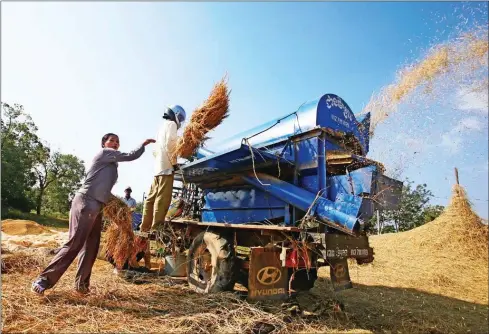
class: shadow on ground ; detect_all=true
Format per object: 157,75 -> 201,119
300,277 -> 489,334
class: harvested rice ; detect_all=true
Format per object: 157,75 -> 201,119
173,75 -> 230,159
364,26 -> 488,136
1,219 -> 53,236
101,195 -> 140,269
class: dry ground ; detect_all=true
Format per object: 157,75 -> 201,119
2,255 -> 487,334
2,185 -> 488,333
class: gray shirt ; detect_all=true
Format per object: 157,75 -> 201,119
78,145 -> 145,204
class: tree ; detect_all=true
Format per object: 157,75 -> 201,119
422,204 -> 445,224
135,201 -> 144,213
1,103 -> 43,212
382,179 -> 434,232
382,225 -> 396,234
32,151 -> 85,215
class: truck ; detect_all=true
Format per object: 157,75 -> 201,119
139,93 -> 402,300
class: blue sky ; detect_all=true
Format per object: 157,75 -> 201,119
2,2 -> 488,217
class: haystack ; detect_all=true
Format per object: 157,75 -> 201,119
347,183 -> 488,304
173,75 -> 230,159
1,219 -> 53,236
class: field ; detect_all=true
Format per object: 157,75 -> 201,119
1,186 -> 488,334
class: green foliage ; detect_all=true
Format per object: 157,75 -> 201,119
135,201 -> 144,213
382,225 -> 397,234
386,180 -> 434,232
422,204 -> 445,224
1,102 -> 85,216
34,152 -> 86,215
367,179 -> 444,234
1,103 -> 43,212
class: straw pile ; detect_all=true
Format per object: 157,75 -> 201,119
1,220 -> 69,255
3,255 -> 487,334
364,25 -> 488,136
173,75 -> 230,159
1,220 -> 53,236
1,249 -> 48,274
344,183 -> 488,305
101,195 -> 139,269
2,256 -> 357,334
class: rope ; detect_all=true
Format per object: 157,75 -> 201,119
244,138 -> 270,186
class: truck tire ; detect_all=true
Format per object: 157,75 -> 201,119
289,268 -> 318,292
187,231 -> 236,293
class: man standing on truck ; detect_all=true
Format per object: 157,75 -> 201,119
140,105 -> 186,268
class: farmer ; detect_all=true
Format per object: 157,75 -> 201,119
140,105 -> 186,268
31,133 -> 156,295
122,186 -> 137,211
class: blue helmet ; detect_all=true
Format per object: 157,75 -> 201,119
167,105 -> 186,129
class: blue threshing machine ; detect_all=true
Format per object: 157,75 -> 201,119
153,93 -> 403,300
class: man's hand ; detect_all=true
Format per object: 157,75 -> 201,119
142,139 -> 156,146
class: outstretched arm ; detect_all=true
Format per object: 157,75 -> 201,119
101,139 -> 155,163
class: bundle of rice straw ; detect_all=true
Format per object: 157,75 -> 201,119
101,195 -> 138,269
173,75 -> 230,159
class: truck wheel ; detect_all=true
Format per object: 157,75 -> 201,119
289,268 -> 318,292
187,231 -> 236,293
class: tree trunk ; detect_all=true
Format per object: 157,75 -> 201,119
36,188 -> 44,215
377,210 -> 381,235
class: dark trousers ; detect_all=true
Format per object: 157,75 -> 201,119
38,193 -> 103,290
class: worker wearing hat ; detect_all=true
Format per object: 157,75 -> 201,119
140,105 -> 186,268
122,186 -> 137,211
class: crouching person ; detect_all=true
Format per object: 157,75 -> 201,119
31,133 -> 155,295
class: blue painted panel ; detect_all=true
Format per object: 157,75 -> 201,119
316,95 -> 369,155
325,140 -> 342,151
296,137 -> 318,169
203,188 -> 286,210
132,212 -> 142,230
328,165 -> 378,200
350,165 -> 377,194
181,144 -> 292,183
329,176 -> 350,201
196,93 -> 370,160
333,193 -> 363,218
243,173 -> 362,233
202,208 -> 286,224
300,175 -> 319,194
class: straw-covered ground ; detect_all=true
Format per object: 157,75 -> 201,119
2,185 -> 488,333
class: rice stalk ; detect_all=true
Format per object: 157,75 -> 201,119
173,75 -> 231,159
101,196 -> 141,269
